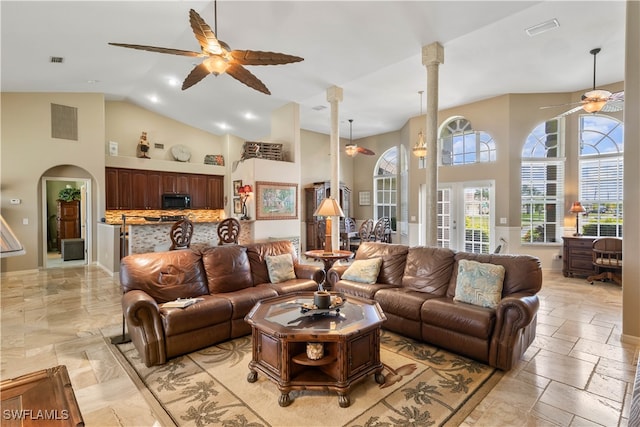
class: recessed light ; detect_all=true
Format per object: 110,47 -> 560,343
217,122 -> 230,130
525,18 -> 560,37
149,95 -> 159,103
87,80 -> 100,84
312,105 -> 327,111
167,78 -> 180,87
243,112 -> 256,120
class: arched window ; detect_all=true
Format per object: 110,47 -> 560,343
440,117 -> 496,165
374,147 -> 397,231
521,119 -> 564,244
579,114 -> 623,237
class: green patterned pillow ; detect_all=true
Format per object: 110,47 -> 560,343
265,254 -> 296,284
454,259 -> 505,308
342,258 -> 383,284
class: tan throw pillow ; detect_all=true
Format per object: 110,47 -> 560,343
342,258 -> 383,284
265,253 -> 296,284
454,259 -> 505,309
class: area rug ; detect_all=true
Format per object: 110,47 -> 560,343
110,331 -> 502,427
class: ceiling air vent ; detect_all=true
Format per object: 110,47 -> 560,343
50,56 -> 64,63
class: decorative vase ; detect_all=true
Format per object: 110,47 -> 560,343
313,291 -> 331,309
306,342 -> 324,360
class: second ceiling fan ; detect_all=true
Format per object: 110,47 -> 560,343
544,48 -> 624,118
109,2 -> 303,94
345,119 -> 375,157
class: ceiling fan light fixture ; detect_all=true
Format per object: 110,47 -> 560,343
204,56 -> 230,75
583,100 -> 607,113
345,144 -> 358,157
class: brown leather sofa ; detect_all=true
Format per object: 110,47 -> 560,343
120,240 -> 321,367
327,242 -> 542,370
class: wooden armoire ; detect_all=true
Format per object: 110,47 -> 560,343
305,181 -> 351,250
56,200 -> 81,251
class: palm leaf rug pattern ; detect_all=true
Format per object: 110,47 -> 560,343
115,331 -> 501,427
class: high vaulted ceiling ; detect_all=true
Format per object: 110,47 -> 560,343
1,1 -> 626,141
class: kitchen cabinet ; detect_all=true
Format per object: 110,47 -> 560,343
305,181 -> 351,250
105,167 -> 223,210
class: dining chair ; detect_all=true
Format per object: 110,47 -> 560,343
217,217 -> 241,245
169,218 -> 194,250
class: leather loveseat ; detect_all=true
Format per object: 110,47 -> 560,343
327,242 -> 542,370
119,240 -> 322,367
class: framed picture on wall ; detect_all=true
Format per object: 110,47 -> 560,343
255,181 -> 298,220
233,198 -> 242,214
233,180 -> 243,197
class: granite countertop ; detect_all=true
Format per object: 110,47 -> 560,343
105,216 -> 222,225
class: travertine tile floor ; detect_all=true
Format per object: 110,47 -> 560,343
1,265 -> 638,426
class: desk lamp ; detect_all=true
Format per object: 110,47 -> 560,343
314,197 -> 344,255
570,201 -> 586,236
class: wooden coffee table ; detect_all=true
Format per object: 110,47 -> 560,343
245,292 -> 386,407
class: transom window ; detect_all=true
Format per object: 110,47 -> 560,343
579,114 -> 623,237
440,117 -> 496,165
521,119 -> 564,244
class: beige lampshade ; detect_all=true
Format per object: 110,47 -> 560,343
314,197 -> 344,217
569,201 -> 586,213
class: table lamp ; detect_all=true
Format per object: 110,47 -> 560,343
238,184 -> 253,220
314,197 -> 344,255
569,201 -> 586,236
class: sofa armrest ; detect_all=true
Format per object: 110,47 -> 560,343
294,264 -> 324,284
327,265 -> 350,288
490,293 -> 540,370
122,290 -> 166,367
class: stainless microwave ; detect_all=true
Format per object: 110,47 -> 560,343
162,194 -> 191,209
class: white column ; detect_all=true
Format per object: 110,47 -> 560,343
327,86 -> 343,251
422,42 -> 444,246
622,0 -> 640,342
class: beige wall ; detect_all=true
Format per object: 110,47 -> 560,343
1,93 -> 106,272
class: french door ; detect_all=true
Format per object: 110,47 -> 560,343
436,181 -> 494,253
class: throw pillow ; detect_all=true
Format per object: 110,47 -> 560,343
342,258 -> 383,284
454,259 -> 505,309
265,253 -> 296,284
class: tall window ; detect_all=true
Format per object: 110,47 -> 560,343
579,114 -> 623,237
440,117 -> 496,165
374,147 -> 397,231
521,119 -> 564,244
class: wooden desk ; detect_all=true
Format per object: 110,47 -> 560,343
0,365 -> 84,426
562,236 -> 596,277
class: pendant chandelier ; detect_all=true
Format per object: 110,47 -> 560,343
412,91 -> 427,159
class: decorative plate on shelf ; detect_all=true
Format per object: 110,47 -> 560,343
171,144 -> 191,162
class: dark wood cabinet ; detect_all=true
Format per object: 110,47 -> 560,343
189,175 -> 208,208
105,168 -> 119,210
305,181 -> 351,250
56,200 -> 80,251
105,167 -> 224,210
562,236 -> 597,277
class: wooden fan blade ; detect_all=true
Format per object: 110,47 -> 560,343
188,9 -> 224,55
230,50 -> 304,66
540,100 -> 583,110
108,43 -> 203,57
227,64 -> 270,94
182,63 -> 211,90
357,146 -> 375,156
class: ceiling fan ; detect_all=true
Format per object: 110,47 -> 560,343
543,48 -> 624,118
108,2 -> 303,94
345,119 -> 375,157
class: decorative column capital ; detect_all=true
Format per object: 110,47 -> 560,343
326,86 -> 344,103
422,42 -> 444,66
